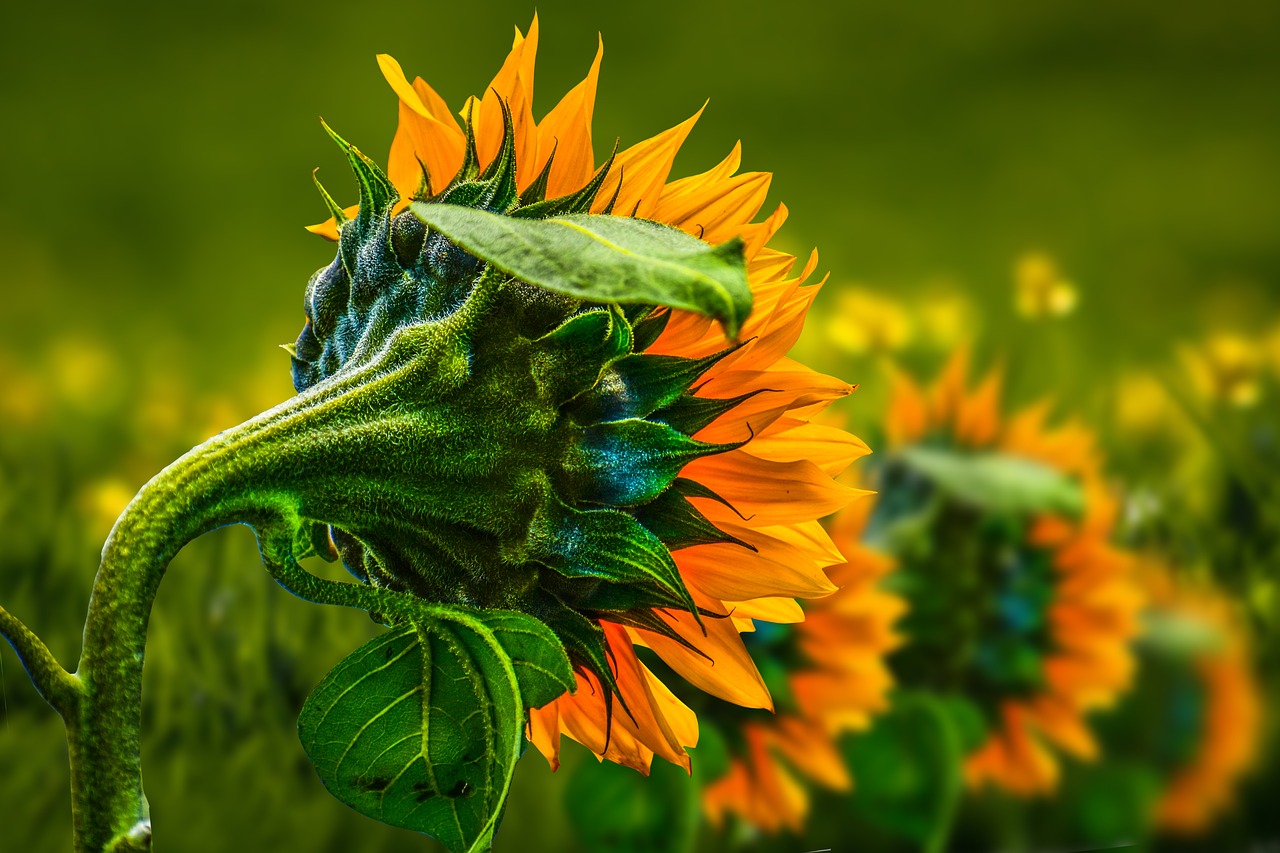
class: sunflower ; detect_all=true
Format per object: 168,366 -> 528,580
300,16 -> 866,776
1132,561 -> 1262,836
698,493 -> 904,833
875,351 -> 1142,795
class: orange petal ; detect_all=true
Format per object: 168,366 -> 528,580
591,105 -> 705,218
747,418 -> 871,476
534,36 -> 603,197
675,539 -> 837,601
632,593 -> 772,710
379,55 -> 466,198
769,717 -> 853,790
475,16 -> 540,180
722,596 -> 805,624
526,701 -> 562,770
684,451 -> 866,526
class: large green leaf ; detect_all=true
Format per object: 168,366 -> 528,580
297,608 -> 572,853
479,610 -> 576,709
898,447 -> 1086,518
411,204 -> 752,338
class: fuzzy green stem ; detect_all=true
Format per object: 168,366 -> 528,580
71,426 -> 274,850
63,322 -> 466,851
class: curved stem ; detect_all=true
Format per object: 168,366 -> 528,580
0,604 -> 81,717
900,693 -> 964,853
70,443 -> 254,852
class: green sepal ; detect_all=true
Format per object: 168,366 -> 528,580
653,389 -> 762,437
518,140 -> 556,206
297,612 -> 528,853
567,419 -> 730,507
530,502 -> 696,617
535,307 -> 634,402
410,205 -> 753,338
311,168 -> 350,227
512,144 -> 618,221
321,119 -> 396,235
430,102 -> 518,215
593,607 -> 710,662
573,581 -> 690,616
670,477 -> 749,519
569,346 -> 739,425
539,598 -> 623,699
629,309 -> 670,352
897,447 -> 1086,518
630,487 -> 748,552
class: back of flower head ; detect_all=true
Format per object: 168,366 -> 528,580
850,350 -> 1143,801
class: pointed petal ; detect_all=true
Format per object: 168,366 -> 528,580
683,450 -> 866,526
591,105 -> 705,218
536,36 -> 604,197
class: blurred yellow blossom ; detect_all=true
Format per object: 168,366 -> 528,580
916,283 -> 977,349
80,477 -> 137,540
1179,332 -> 1263,408
1015,252 -> 1078,318
1265,321 -> 1280,380
1113,371 -> 1177,437
0,351 -> 48,425
48,337 -> 121,411
825,287 -> 913,355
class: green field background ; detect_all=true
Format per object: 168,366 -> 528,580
1,1 -> 1277,850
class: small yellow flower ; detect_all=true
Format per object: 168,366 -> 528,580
915,283 -> 977,350
80,478 -> 137,540
1014,252 -> 1077,319
825,287 -> 913,355
48,337 -> 120,410
1179,332 -> 1263,408
1112,371 -> 1175,437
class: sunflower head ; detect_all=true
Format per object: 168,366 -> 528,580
871,351 -> 1142,795
279,17 -> 864,799
288,113 -> 770,702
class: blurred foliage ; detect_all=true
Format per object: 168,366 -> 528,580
2,0 -> 1279,851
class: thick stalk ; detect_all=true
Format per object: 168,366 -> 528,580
70,442 -> 248,851
65,360 -> 375,850
51,319 -> 471,850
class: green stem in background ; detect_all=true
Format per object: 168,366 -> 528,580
1156,368 -> 1269,509
0,605 -> 80,718
908,693 -> 964,853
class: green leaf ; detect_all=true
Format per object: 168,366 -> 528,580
477,610 -> 575,710
898,447 -> 1086,518
297,611 -> 530,853
411,204 -> 752,338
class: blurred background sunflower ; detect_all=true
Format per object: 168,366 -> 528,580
2,1 -> 1277,851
